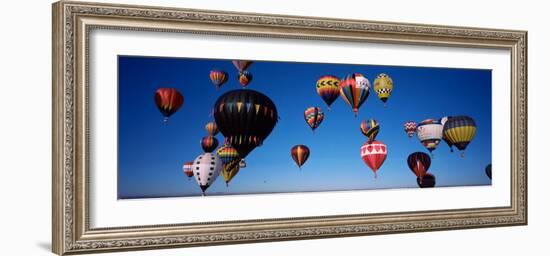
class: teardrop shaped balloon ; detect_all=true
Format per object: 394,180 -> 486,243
339,73 -> 370,117
416,119 -> 443,153
182,161 -> 194,180
209,70 -> 228,90
216,144 -> 242,186
201,136 -> 219,153
407,152 -> 431,181
404,121 -> 417,138
440,116 -> 454,152
192,153 -> 222,195
290,145 -> 310,169
232,60 -> 253,72
485,164 -> 492,179
304,107 -> 324,132
316,75 -> 340,110
360,119 -> 379,142
417,173 -> 436,188
213,89 -> 278,158
238,71 -> 253,88
154,88 -> 184,122
373,73 -> 393,106
442,116 -> 477,156
360,140 -> 387,178
220,159 -> 241,186
205,121 -> 219,136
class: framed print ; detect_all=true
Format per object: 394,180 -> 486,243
52,1 -> 527,255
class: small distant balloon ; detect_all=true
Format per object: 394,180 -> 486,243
154,88 -> 184,122
485,164 -> 492,179
239,159 -> 247,168
291,145 -> 310,169
232,60 -> 253,72
404,121 -> 417,138
209,70 -> 228,90
201,136 -> 219,153
182,161 -> 194,180
316,75 -> 341,110
238,71 -> 253,88
205,121 -> 219,136
304,107 -> 324,132
373,73 -> 393,106
360,119 -> 379,142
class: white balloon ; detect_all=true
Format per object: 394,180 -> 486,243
191,153 -> 222,195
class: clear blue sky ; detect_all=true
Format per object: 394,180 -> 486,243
117,55 -> 492,199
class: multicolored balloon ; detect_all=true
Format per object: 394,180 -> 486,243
238,71 -> 253,88
416,119 -> 443,154
360,140 -> 387,178
154,88 -> 184,122
360,119 -> 379,142
192,153 -> 222,195
485,164 -> 492,180
440,116 -> 454,152
304,107 -> 324,132
205,121 -> 219,136
213,89 -> 278,158
339,73 -> 370,117
216,144 -> 242,186
209,70 -> 228,90
232,60 -> 253,72
182,161 -> 194,180
442,116 -> 477,157
404,121 -> 417,138
316,75 -> 340,110
201,136 -> 219,153
291,145 -> 310,169
407,152 -> 431,182
417,173 -> 436,188
373,73 -> 393,106
220,160 -> 240,186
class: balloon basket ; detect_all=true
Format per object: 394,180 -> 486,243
162,117 -> 169,123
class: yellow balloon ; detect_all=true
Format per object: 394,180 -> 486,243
373,73 -> 393,105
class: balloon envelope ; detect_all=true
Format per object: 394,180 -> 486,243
404,121 -> 417,138
373,73 -> 393,104
192,153 -> 222,195
416,119 -> 443,153
238,71 -> 253,87
316,75 -> 341,109
205,121 -> 219,136
339,73 -> 370,116
291,145 -> 310,168
201,136 -> 219,153
304,107 -> 324,131
232,60 -> 253,72
360,119 -> 379,142
360,140 -> 387,178
485,164 -> 492,179
182,161 -> 194,178
209,70 -> 228,89
443,115 -> 477,151
154,88 -> 184,121
407,152 -> 431,180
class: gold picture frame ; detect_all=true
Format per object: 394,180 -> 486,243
52,1 -> 527,255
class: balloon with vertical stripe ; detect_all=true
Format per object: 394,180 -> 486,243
407,152 -> 431,182
339,73 -> 370,117
154,88 -> 184,122
238,71 -> 253,88
209,70 -> 228,90
205,121 -> 219,136
291,145 -> 310,169
304,107 -> 324,131
316,75 -> 340,110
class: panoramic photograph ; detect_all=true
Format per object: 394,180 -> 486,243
117,56 -> 492,199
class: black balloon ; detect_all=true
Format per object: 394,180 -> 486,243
485,164 -> 492,179
213,89 -> 278,158
417,173 -> 436,188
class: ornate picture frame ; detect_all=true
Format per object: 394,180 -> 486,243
52,1 -> 527,255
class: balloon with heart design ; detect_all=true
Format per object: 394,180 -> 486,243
360,140 -> 388,178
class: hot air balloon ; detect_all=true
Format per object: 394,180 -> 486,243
213,89 -> 278,158
373,73 -> 393,107
417,173 -> 436,188
192,153 -> 222,195
201,136 -> 219,153
216,144 -> 241,186
238,71 -> 253,88
360,119 -> 379,142
416,119 -> 443,154
407,152 -> 431,182
360,140 -> 387,178
316,75 -> 340,110
485,164 -> 492,179
209,70 -> 228,90
232,60 -> 253,72
304,107 -> 324,132
239,159 -> 247,168
404,121 -> 417,138
182,161 -> 194,180
154,88 -> 184,122
339,73 -> 370,117
205,121 -> 219,136
440,116 -> 454,152
291,145 -> 310,169
442,116 -> 477,157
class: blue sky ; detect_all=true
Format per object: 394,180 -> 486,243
118,55 -> 492,199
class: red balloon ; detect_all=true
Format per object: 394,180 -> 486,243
201,136 -> 219,153
407,152 -> 431,181
360,140 -> 387,178
154,88 -> 184,122
182,161 -> 194,179
291,145 -> 310,169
